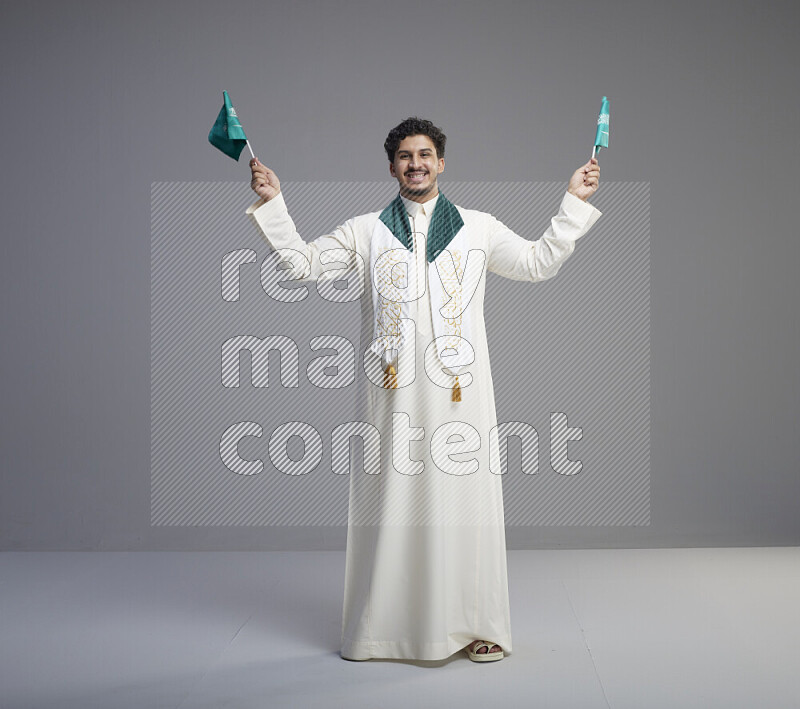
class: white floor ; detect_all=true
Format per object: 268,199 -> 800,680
1,547 -> 798,709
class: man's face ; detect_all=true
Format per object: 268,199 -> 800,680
389,134 -> 445,202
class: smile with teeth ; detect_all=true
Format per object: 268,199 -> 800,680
407,171 -> 428,182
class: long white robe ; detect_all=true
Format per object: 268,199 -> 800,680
246,187 -> 602,661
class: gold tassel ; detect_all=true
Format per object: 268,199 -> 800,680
452,375 -> 461,402
383,363 -> 397,389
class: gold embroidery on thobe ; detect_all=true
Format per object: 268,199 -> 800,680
438,249 -> 466,401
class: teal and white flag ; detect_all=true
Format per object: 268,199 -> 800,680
208,90 -> 253,161
593,95 -> 610,158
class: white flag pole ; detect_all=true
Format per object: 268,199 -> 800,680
245,139 -> 255,160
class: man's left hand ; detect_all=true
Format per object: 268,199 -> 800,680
567,158 -> 600,201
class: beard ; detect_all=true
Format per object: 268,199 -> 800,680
401,172 -> 437,199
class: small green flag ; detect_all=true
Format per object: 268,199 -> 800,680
209,90 -> 249,160
593,96 -> 610,155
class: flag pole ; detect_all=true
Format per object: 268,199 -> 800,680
245,139 -> 255,160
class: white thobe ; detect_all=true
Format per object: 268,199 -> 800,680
246,187 -> 602,661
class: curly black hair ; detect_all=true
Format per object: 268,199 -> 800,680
384,117 -> 446,162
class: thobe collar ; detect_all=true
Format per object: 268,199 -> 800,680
399,192 -> 438,219
378,191 -> 465,262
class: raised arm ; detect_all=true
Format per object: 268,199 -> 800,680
246,158 -> 361,285
486,159 -> 602,282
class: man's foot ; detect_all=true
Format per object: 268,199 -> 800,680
464,639 -> 504,662
467,639 -> 502,654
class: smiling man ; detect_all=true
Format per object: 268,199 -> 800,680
246,117 -> 602,663
389,132 -> 444,200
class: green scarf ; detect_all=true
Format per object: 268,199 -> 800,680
378,192 -> 465,262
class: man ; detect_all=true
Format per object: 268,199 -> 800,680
247,117 -> 601,662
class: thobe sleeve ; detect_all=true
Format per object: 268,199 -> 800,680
246,191 -> 361,284
486,190 -> 602,282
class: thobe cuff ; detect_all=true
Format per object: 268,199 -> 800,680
245,191 -> 294,250
557,190 -> 603,239
246,190 -> 286,219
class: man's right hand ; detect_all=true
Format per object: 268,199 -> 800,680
249,157 -> 281,201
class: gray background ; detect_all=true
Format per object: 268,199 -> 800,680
1,0 -> 797,550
